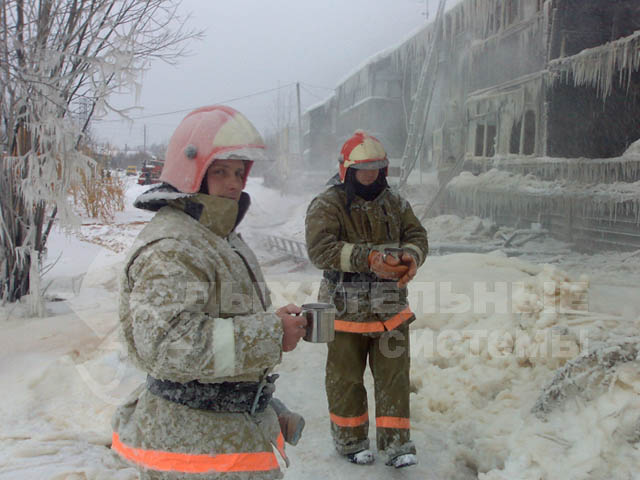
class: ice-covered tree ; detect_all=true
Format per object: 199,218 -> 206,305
0,0 -> 200,305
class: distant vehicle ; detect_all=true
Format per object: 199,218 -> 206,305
126,165 -> 137,176
137,159 -> 164,185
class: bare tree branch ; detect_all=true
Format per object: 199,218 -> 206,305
1,0 -> 202,303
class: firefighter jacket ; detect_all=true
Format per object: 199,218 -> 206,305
305,185 -> 428,336
112,191 -> 286,479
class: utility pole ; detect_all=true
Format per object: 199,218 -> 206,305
422,0 -> 430,21
143,124 -> 147,154
296,82 -> 303,166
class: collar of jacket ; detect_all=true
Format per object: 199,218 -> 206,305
167,191 -> 251,237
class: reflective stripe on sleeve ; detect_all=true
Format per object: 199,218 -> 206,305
334,307 -> 413,333
339,243 -> 355,272
212,317 -> 235,377
111,433 -> 279,474
401,243 -> 424,265
376,416 -> 411,429
330,412 -> 369,428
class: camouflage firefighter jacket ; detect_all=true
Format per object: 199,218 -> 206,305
305,185 -> 428,336
112,191 -> 285,479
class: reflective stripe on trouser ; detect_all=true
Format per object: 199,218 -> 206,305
325,322 -> 415,456
274,432 -> 289,467
112,432 -> 280,475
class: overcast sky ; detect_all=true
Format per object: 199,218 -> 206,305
94,0 -> 442,149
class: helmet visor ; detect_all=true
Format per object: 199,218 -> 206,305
215,146 -> 268,162
349,158 -> 389,170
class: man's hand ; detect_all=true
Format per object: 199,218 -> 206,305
368,250 -> 409,280
397,253 -> 418,288
276,304 -> 306,352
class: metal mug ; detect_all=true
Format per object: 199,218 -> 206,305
383,247 -> 405,262
301,302 -> 335,343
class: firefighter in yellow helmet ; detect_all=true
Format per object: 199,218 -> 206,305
112,105 -> 306,479
305,130 -> 428,468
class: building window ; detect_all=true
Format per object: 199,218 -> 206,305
523,110 -> 536,155
473,121 -> 497,157
475,124 -> 485,156
510,118 -> 522,154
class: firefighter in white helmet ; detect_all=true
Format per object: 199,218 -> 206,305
112,105 -> 305,479
305,130 -> 428,468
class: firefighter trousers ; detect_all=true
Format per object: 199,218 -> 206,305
325,322 -> 416,460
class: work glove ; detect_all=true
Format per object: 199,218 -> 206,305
368,250 -> 409,280
396,252 -> 418,289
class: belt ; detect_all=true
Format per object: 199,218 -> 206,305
146,374 -> 278,414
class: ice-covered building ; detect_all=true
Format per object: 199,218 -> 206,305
302,0 -> 640,250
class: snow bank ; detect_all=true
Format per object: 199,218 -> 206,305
0,248 -> 142,479
405,253 -> 640,479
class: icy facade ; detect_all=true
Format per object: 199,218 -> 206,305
302,0 -> 640,249
447,168 -> 640,228
549,30 -> 640,98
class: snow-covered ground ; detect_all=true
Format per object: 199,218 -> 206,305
1,175 -> 640,479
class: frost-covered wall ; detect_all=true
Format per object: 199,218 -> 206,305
466,74 -> 545,160
482,150 -> 640,185
549,0 -> 640,60
304,0 -> 640,175
543,1 -> 640,159
299,0 -> 640,249
304,0 -> 551,169
303,98 -> 337,171
446,167 -> 640,249
546,76 -> 640,159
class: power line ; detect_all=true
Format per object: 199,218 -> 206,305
300,84 -> 324,101
93,83 -> 297,123
300,81 -> 335,91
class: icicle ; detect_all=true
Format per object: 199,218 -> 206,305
549,30 -> 640,99
447,167 -> 640,230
